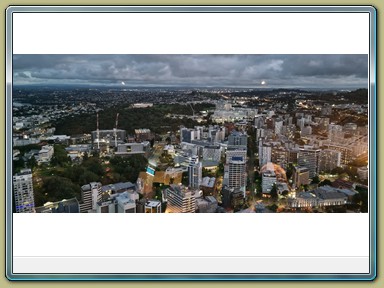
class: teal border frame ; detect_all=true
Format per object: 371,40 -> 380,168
5,5 -> 377,281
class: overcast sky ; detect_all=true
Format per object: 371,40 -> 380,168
13,55 -> 368,89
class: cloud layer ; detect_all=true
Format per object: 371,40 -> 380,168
13,54 -> 368,88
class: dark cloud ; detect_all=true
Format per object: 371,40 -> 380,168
12,54 -> 368,88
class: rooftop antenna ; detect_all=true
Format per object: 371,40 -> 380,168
96,112 -> 100,150
114,113 -> 119,147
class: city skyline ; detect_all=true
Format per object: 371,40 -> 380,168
13,54 -> 368,89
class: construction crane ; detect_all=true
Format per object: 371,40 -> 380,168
188,103 -> 195,117
114,113 -> 119,148
96,112 -> 100,150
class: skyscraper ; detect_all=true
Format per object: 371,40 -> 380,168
228,131 -> 247,148
293,166 -> 310,188
297,148 -> 320,178
274,119 -> 283,135
328,124 -> 344,142
318,149 -> 341,173
13,169 -> 35,213
188,155 -> 202,189
180,127 -> 200,143
225,148 -> 247,196
164,184 -> 196,213
80,182 -> 102,213
258,140 -> 272,167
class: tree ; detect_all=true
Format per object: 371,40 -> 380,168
285,163 -> 295,180
13,158 -> 25,174
270,184 -> 278,199
319,179 -> 333,187
216,162 -> 224,177
37,176 -> 80,206
27,156 -> 37,171
83,157 -> 104,176
312,175 -> 320,184
51,144 -> 71,166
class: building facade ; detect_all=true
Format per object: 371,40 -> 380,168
164,184 -> 197,213
13,169 -> 35,213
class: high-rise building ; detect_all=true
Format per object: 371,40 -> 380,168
13,169 -> 35,213
202,145 -> 222,162
258,141 -> 272,167
180,127 -> 200,143
297,148 -> 320,178
188,156 -> 202,189
260,162 -> 287,194
297,118 -> 305,130
228,131 -> 247,148
221,186 -> 244,210
225,148 -> 247,195
318,149 -> 341,173
322,144 -> 352,165
163,184 -> 197,213
293,167 -> 310,188
254,115 -> 265,129
261,163 -> 277,193
256,127 -> 265,143
274,119 -> 283,135
271,147 -> 288,169
328,124 -> 344,142
80,182 -> 102,213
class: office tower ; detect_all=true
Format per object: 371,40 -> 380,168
328,124 -> 344,142
318,149 -> 341,173
180,127 -> 200,143
261,163 -> 277,193
258,140 -> 272,167
13,169 -> 35,213
274,119 -> 283,135
188,155 -> 202,189
225,149 -> 247,195
297,148 -> 320,178
297,118 -> 305,130
293,166 -> 310,188
271,147 -> 288,169
80,182 -> 102,213
228,131 -> 247,148
221,186 -> 244,210
256,127 -> 265,143
254,115 -> 264,129
164,184 -> 196,213
202,145 -> 222,162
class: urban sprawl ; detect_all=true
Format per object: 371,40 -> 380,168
12,87 -> 369,213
